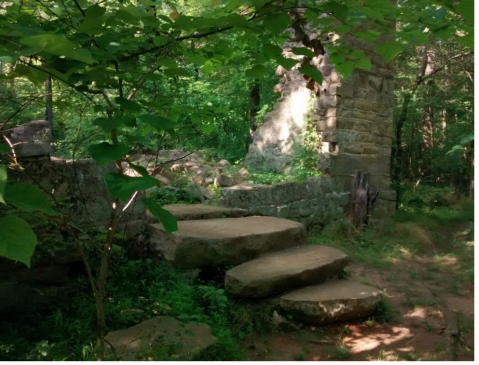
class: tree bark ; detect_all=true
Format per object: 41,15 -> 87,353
350,171 -> 370,229
45,75 -> 54,148
247,81 -> 260,149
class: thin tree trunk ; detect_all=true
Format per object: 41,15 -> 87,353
350,171 -> 369,229
393,46 -> 429,182
247,81 -> 260,150
45,75 -> 54,148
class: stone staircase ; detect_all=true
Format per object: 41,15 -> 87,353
149,204 -> 383,324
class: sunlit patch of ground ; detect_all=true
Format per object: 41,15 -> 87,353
243,221 -> 474,361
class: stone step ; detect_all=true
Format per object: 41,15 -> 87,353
225,245 -> 350,298
104,316 -> 216,360
155,204 -> 246,221
279,280 -> 383,324
149,216 -> 306,269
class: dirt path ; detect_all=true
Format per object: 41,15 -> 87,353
243,222 -> 474,361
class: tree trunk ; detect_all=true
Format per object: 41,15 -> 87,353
350,171 -> 370,229
45,75 -> 54,148
247,81 -> 260,150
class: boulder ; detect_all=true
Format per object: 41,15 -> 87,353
225,245 -> 350,298
218,159 -> 231,167
238,168 -> 251,179
279,280 -> 383,324
154,174 -> 172,186
104,316 -> 216,360
149,216 -> 306,269
214,175 -> 234,187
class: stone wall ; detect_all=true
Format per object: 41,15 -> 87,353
221,176 -> 350,227
244,15 -> 397,216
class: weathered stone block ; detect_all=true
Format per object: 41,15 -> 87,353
329,155 -> 391,176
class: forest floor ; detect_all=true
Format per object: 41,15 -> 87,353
244,213 -> 474,361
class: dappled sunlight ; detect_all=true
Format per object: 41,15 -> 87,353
403,307 -> 427,319
343,325 -> 413,354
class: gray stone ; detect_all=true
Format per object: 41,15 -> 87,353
149,216 -> 306,268
225,245 -> 350,298
104,316 -> 216,361
214,174 -> 234,187
238,168 -> 251,178
160,204 -> 246,220
218,159 -> 231,167
279,280 -> 383,324
15,142 -> 51,158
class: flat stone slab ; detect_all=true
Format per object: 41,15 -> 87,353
225,245 -> 350,298
149,216 -> 306,269
104,316 -> 216,360
160,204 -> 246,220
279,280 -> 383,324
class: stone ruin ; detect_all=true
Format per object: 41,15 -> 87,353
243,15 -> 397,218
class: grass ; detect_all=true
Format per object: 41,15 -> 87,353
325,345 -> 351,360
308,197 -> 474,279
0,260 -> 252,361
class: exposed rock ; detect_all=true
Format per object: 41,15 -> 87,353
279,280 -> 383,324
214,174 -> 234,187
149,216 -> 306,268
238,168 -> 251,178
154,174 -> 172,186
232,176 -> 245,186
15,142 -> 51,158
225,245 -> 350,298
218,159 -> 231,167
104,316 -> 216,361
161,204 -> 246,220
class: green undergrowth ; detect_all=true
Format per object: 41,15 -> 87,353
0,260 -> 278,361
308,193 -> 474,283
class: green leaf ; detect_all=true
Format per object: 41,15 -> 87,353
0,164 -> 6,204
245,65 -> 267,78
104,173 -> 158,202
137,115 -> 176,130
158,58 -> 177,68
88,142 -> 130,166
164,68 -> 191,77
20,34 -> 94,64
0,215 -> 37,268
459,134 -> 474,145
0,144 -> 9,154
298,66 -> 323,84
143,198 -> 178,233
335,61 -> 355,80
153,36 -> 168,47
127,162 -> 149,177
78,4 -> 106,34
262,44 -> 282,58
349,50 -> 371,71
201,124 -> 215,134
276,57 -> 299,70
93,116 -> 131,132
375,41 -> 404,62
291,47 -> 316,58
114,97 -> 142,112
4,183 -> 57,215
454,0 -> 474,23
446,145 -> 463,155
433,26 -> 456,41
353,30 -> 381,42
0,51 -> 18,63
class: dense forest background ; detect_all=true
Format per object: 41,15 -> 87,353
0,0 -> 474,361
